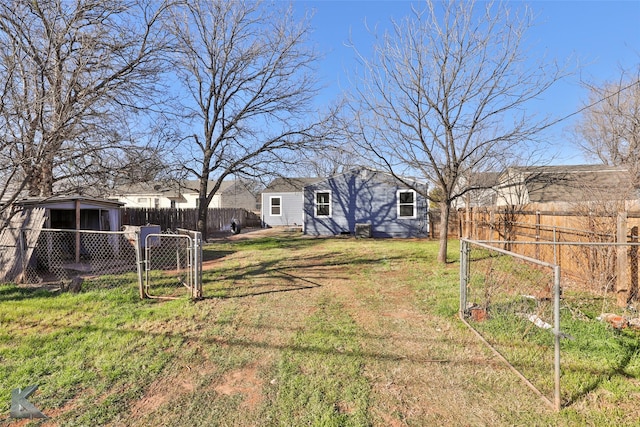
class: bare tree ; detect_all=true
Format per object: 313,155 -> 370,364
574,66 -> 640,184
0,0 -> 172,202
288,141 -> 362,178
168,0 -> 333,238
347,0 -> 567,262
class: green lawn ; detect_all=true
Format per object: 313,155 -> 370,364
1,231 -> 639,426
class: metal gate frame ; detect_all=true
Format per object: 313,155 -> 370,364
460,239 -> 561,411
135,229 -> 202,300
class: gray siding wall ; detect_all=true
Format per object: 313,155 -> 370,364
261,191 -> 304,227
303,170 -> 428,238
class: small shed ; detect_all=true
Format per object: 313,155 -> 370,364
303,168 -> 429,238
15,195 -> 124,231
0,196 -> 124,283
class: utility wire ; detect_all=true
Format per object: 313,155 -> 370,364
541,79 -> 640,131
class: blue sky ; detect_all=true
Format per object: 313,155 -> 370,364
291,0 -> 640,165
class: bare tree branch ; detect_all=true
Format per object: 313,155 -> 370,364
0,0 -> 174,205
573,65 -> 640,184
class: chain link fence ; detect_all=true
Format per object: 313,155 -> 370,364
1,228 -> 139,289
460,239 -> 640,411
464,213 -> 640,304
1,226 -> 202,299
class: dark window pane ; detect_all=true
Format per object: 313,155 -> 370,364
400,205 -> 414,217
317,192 -> 329,204
271,197 -> 281,215
317,205 -> 330,216
399,192 -> 414,203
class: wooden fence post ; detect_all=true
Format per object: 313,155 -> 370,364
535,211 -> 541,261
617,212 -> 629,307
630,226 -> 638,302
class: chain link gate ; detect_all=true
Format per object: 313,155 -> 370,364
138,229 -> 202,300
460,239 -> 562,411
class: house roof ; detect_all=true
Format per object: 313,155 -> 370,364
110,180 -> 240,198
263,168 -> 428,195
263,177 -> 322,193
503,164 -> 636,203
110,181 -> 183,198
465,172 -> 501,189
303,167 -> 428,188
218,179 -> 262,197
180,180 -> 235,194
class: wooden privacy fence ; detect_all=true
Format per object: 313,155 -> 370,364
460,206 -> 640,306
428,210 -> 462,239
121,208 -> 261,237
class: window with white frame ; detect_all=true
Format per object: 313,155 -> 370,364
315,191 -> 331,217
397,190 -> 416,218
270,196 -> 282,216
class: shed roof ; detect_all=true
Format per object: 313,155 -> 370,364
15,195 -> 124,209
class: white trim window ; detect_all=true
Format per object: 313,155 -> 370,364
397,189 -> 416,218
315,191 -> 331,217
270,196 -> 282,216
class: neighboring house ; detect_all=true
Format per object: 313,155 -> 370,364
261,177 -> 321,228
495,164 -> 637,206
452,172 -> 501,209
110,179 -> 260,212
109,181 -> 181,208
303,168 -> 429,238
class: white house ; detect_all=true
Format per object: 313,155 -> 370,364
110,179 -> 261,212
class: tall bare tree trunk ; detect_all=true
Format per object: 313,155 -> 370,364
167,1 -> 329,230
438,202 -> 450,263
197,196 -> 208,240
0,0 -> 171,201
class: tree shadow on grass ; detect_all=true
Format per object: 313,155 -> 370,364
201,248 -> 406,299
562,329 -> 640,407
0,283 -> 62,302
205,269 -> 323,299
